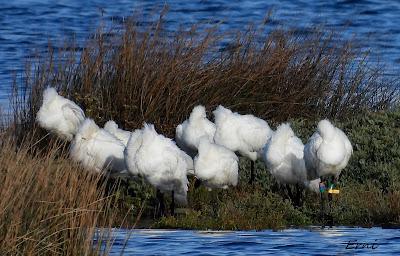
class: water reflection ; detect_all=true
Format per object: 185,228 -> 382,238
98,227 -> 400,255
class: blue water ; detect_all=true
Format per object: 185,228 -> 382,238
1,0 -> 400,106
97,227 -> 400,255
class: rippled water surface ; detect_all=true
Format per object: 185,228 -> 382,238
97,227 -> 400,255
1,0 -> 400,104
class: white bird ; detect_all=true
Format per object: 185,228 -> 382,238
36,87 -> 85,141
213,105 -> 273,161
104,120 -> 131,146
262,123 -> 309,186
70,118 -> 128,177
175,105 -> 216,157
194,137 -> 239,189
262,123 -> 320,207
124,123 -> 193,205
304,119 -> 353,181
213,105 -> 273,183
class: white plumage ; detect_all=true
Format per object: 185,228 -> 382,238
194,137 -> 239,189
36,87 -> 85,141
304,119 -> 353,180
104,120 -> 131,146
70,118 -> 128,177
262,123 -> 309,186
213,105 -> 273,161
124,123 -> 193,204
175,105 -> 216,157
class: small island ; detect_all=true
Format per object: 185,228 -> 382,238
0,8 -> 399,256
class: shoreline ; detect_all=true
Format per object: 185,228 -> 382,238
132,218 -> 400,231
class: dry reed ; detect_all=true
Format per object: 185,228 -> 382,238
0,133 -> 123,255
11,14 -> 398,141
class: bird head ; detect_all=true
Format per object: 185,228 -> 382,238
42,87 -> 59,104
276,123 -> 294,140
189,105 -> 207,121
142,123 -> 158,140
213,105 -> 232,122
268,123 -> 294,149
317,119 -> 335,140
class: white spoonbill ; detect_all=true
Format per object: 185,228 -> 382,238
304,119 -> 353,182
104,120 -> 131,146
262,123 -> 318,205
262,123 -> 308,185
304,119 -> 352,224
213,105 -> 273,184
124,123 -> 194,215
175,105 -> 216,157
194,137 -> 239,189
36,87 -> 85,141
70,118 -> 128,177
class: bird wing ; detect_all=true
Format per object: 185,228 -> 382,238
237,115 -> 271,153
339,129 -> 353,157
335,129 -> 353,171
181,150 -> 194,173
175,122 -> 195,155
194,146 -> 217,181
124,130 -> 143,176
93,130 -> 126,172
175,123 -> 184,144
62,103 -> 85,126
288,137 -> 308,182
203,119 -> 216,141
304,132 -> 322,180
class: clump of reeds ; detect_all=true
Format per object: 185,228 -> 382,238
12,13 -> 398,142
0,133 -> 123,255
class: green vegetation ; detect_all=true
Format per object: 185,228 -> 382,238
154,110 -> 400,230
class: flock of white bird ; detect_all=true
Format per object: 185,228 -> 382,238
37,87 -> 353,208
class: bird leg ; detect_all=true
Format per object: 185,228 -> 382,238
211,190 -> 219,218
294,184 -> 303,208
249,161 -> 255,184
333,173 -> 340,187
170,190 -> 175,217
327,176 -> 334,227
319,178 -> 326,228
285,184 -> 294,203
156,189 -> 165,218
193,177 -> 202,189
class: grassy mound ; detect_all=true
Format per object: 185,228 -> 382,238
2,13 -> 399,239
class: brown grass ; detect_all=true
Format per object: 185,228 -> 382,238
11,14 -> 398,142
0,133 -> 125,255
